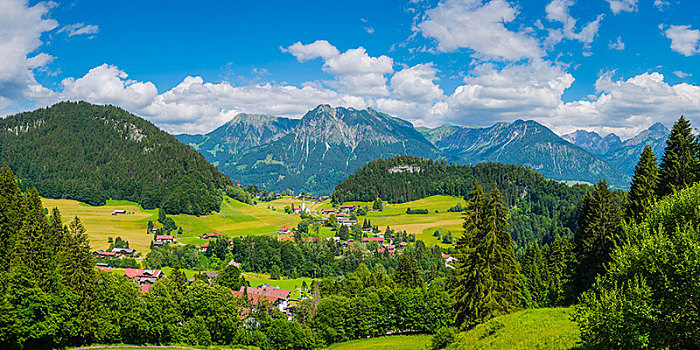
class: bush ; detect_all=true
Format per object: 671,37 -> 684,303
430,326 -> 457,349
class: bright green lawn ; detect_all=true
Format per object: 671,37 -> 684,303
449,308 -> 581,350
241,272 -> 316,298
325,335 -> 432,350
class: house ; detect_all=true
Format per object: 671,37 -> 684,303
363,227 -> 374,233
292,207 -> 302,214
96,262 -> 110,268
93,249 -> 117,258
153,241 -> 164,247
112,209 -> 127,215
200,241 -> 210,252
123,268 -> 164,289
339,219 -> 357,226
239,285 -> 291,313
399,242 -> 408,247
155,235 -> 174,243
339,205 -> 356,212
278,226 -> 292,235
111,248 -> 136,257
321,208 -> 336,214
361,237 -> 384,244
442,252 -> 457,266
201,232 -> 221,239
279,236 -> 295,242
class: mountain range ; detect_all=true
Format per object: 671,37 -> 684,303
176,105 -> 671,194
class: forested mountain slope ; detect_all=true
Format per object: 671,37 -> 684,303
0,101 -> 232,215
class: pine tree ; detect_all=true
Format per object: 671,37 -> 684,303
657,116 -> 698,197
394,253 -> 422,288
626,145 -> 659,223
337,224 -> 350,241
571,179 -> 623,297
0,164 -> 22,271
452,184 -> 520,329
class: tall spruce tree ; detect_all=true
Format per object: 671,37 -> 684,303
452,184 -> 520,329
0,164 -> 22,272
571,179 -> 623,297
657,116 -> 698,197
626,145 -> 659,223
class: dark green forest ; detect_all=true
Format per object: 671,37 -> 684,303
0,102 -> 232,215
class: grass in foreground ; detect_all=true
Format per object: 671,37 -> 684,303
449,308 -> 580,350
325,334 -> 432,350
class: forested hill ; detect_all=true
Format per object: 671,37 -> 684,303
0,101 -> 232,215
332,156 -> 592,244
332,155 -> 588,205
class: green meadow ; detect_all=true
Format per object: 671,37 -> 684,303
325,334 -> 432,350
450,308 -> 581,350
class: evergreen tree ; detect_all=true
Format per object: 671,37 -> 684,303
571,179 -> 623,297
393,254 -> 422,288
337,225 -> 350,241
452,184 -> 520,329
169,265 -> 187,291
158,208 -> 167,224
626,145 -> 659,223
657,116 -> 698,197
0,164 -> 22,271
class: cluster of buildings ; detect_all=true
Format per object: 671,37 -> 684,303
232,284 -> 293,319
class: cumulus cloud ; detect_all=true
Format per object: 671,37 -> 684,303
444,60 -> 574,125
551,71 -> 700,137
57,23 -> 99,37
606,0 -> 638,14
544,0 -> 604,47
664,25 -> 700,56
283,40 -> 340,62
0,0 -> 57,109
417,0 -> 542,60
390,63 -> 444,103
284,42 -> 394,97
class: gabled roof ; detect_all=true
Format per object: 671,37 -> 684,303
361,237 -> 384,242
202,232 -> 221,238
240,286 -> 291,301
124,268 -> 163,279
155,235 -> 173,240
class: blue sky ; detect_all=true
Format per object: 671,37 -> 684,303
3,0 -> 700,138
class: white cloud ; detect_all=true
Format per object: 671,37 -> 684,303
57,23 -> 99,37
390,63 -> 444,103
284,42 -> 394,97
417,0 -> 542,60
365,27 -> 375,34
544,0 -> 603,47
283,40 -> 340,62
606,0 -> 638,14
609,36 -> 625,50
551,71 -> 700,137
61,64 -> 158,111
0,0 -> 57,109
654,0 -> 669,9
673,70 -> 691,78
664,25 -> 700,56
443,60 -> 574,125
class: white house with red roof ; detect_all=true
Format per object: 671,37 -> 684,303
278,226 -> 292,235
155,235 -> 174,243
123,268 -> 164,292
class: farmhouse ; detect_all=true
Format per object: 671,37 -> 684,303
201,232 -> 221,239
112,209 -> 127,215
200,241 -> 210,252
155,235 -> 174,243
93,249 -> 117,258
339,205 -> 356,212
239,285 -> 291,313
339,219 -> 357,226
123,269 -> 164,291
361,237 -> 384,244
321,208 -> 336,214
278,226 -> 292,235
111,248 -> 136,257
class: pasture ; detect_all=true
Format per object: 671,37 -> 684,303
324,334 -> 432,350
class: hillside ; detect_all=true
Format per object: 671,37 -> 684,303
332,156 -> 589,245
422,120 -> 628,188
182,105 -> 442,194
0,101 -> 232,215
448,308 -> 580,349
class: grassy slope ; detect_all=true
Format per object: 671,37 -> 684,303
317,195 -> 466,248
325,335 -> 432,350
450,308 -> 580,350
41,196 -> 299,254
